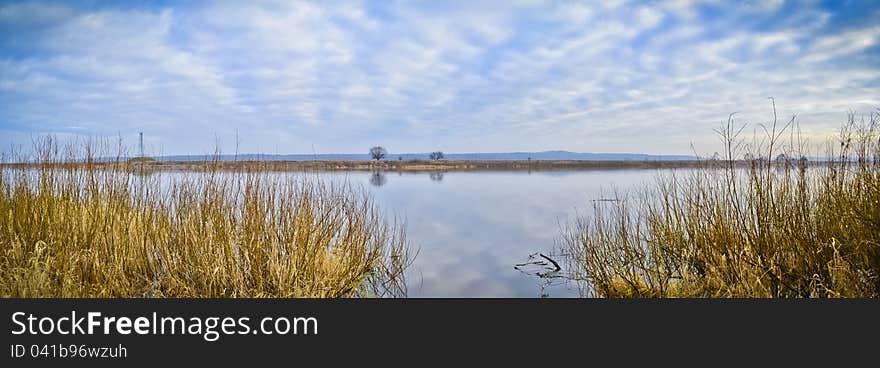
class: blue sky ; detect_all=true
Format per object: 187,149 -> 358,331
0,0 -> 878,156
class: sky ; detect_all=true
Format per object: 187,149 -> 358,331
0,0 -> 878,156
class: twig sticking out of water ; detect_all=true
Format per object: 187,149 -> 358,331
539,253 -> 561,272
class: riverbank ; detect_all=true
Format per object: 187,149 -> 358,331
0,140 -> 412,297
153,159 -> 712,171
564,114 -> 880,298
3,159 -> 802,172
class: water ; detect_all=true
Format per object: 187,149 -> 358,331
319,169 -> 665,297
2,166 -> 673,297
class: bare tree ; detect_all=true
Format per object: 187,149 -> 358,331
370,146 -> 387,161
429,151 -> 444,160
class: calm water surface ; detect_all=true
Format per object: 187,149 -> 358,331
320,169 -> 666,298
2,165 -> 812,297
4,166 -> 684,297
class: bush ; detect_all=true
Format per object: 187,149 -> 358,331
0,138 -> 412,297
565,108 -> 880,297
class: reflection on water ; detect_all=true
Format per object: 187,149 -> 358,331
322,169 -> 662,297
369,171 -> 387,187
4,166 -> 670,297
514,252 -> 571,298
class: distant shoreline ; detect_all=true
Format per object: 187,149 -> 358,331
187,159 -> 709,172
1,159 -> 822,172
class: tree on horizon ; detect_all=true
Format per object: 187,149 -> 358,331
370,146 -> 387,161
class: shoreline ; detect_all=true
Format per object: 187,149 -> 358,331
0,159 -> 825,172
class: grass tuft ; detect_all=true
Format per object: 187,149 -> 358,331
565,107 -> 880,297
0,138 -> 412,297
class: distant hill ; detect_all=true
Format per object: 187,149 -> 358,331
157,150 -> 697,162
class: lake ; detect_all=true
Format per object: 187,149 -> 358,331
319,169 -> 669,297
2,166 -> 679,297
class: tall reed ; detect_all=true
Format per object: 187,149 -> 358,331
0,138 -> 412,297
565,106 -> 880,297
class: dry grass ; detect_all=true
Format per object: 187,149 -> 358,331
566,106 -> 880,297
0,138 -> 412,297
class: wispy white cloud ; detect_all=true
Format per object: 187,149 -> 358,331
801,26 -> 880,63
0,0 -> 877,155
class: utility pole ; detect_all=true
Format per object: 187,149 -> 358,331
139,132 -> 144,158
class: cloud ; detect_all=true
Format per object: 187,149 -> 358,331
801,26 -> 880,63
0,0 -> 878,156
635,6 -> 664,29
